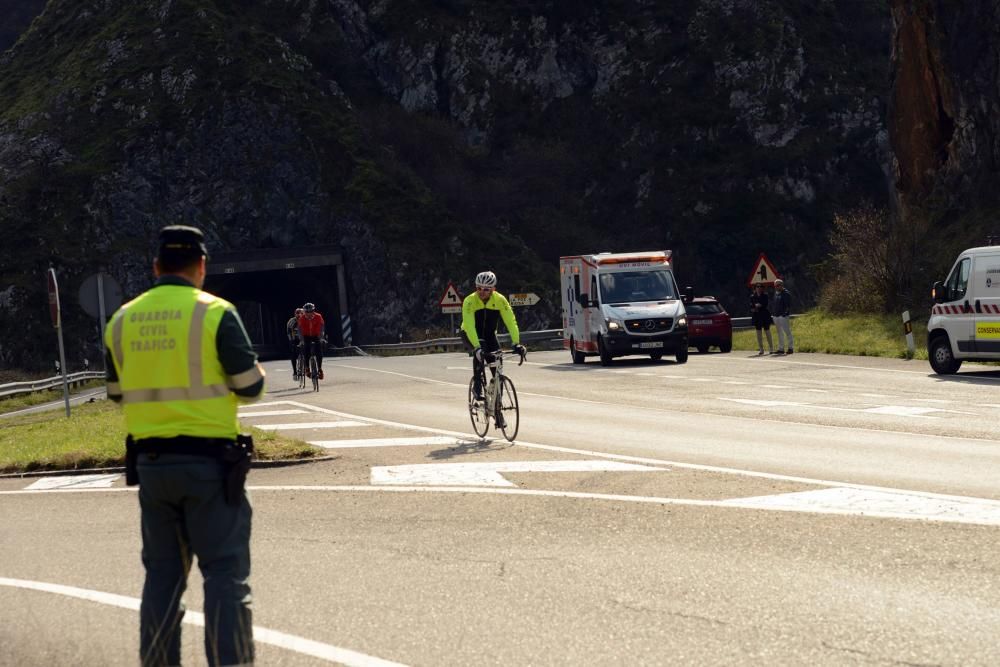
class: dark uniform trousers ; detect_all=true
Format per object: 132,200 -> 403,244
137,453 -> 253,667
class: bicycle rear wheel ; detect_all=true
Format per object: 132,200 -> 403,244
497,376 -> 520,442
297,355 -> 306,389
468,377 -> 489,437
310,356 -> 320,392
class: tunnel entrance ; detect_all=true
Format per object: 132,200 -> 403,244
204,246 -> 350,360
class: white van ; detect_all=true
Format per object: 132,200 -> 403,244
927,243 -> 1000,374
560,250 -> 689,365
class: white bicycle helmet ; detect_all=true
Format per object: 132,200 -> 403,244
475,271 -> 497,288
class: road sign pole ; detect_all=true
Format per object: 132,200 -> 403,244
902,310 -> 915,358
57,324 -> 70,417
97,273 -> 108,369
48,267 -> 71,417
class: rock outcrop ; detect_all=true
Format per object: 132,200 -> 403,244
0,1 -> 892,368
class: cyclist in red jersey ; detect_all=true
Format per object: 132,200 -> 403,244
296,302 -> 326,380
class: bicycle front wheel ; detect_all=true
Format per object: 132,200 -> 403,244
497,376 -> 520,442
297,356 -> 306,389
468,377 -> 490,437
310,356 -> 320,392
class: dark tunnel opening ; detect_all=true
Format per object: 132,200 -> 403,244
203,247 -> 348,361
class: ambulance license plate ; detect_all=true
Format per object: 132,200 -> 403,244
638,342 -> 663,349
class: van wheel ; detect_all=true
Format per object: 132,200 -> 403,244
598,336 -> 613,366
675,347 -> 688,364
929,336 -> 962,374
570,338 -> 586,364
649,353 -> 662,361
696,344 -> 709,354
720,341 -> 732,353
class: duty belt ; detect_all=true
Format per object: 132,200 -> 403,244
132,435 -> 234,458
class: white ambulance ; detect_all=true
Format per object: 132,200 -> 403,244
560,250 -> 689,365
928,243 -> 1000,374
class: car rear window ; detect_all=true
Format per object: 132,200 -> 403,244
686,303 -> 723,315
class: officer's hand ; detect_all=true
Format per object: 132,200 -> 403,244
513,344 -> 527,358
474,348 -> 484,362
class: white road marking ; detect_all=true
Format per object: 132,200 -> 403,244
859,393 -> 894,398
863,406 -> 948,417
245,485 -> 1000,527
724,487 -> 1000,525
238,409 -> 308,418
758,384 -> 792,389
688,378 -> 716,382
254,421 -> 370,431
0,578 -> 406,666
310,436 -> 474,449
721,399 -> 808,408
25,475 -> 119,490
247,400 -> 306,408
143,398 -> 1000,527
719,398 -> 972,419
371,460 -> 667,487
722,380 -> 750,385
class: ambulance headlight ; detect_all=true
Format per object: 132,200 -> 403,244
606,318 -> 623,331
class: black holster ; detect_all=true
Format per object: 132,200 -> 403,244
124,435 -> 139,486
222,434 -> 254,506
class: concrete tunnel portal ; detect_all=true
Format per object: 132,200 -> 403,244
204,245 -> 350,361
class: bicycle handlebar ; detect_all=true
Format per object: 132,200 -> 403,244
495,349 -> 527,366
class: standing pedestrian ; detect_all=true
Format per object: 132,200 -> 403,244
772,278 -> 794,355
750,283 -> 774,355
104,225 -> 265,666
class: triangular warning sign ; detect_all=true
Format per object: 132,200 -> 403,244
439,282 -> 462,311
746,253 -> 782,287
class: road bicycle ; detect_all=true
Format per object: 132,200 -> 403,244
296,340 -> 323,392
294,344 -> 307,390
468,348 -> 525,442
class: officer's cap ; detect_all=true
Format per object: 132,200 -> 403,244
158,225 -> 208,259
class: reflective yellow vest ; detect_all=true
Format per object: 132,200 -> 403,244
105,284 -> 239,439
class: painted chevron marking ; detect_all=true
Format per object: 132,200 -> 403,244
724,487 -> 1000,525
254,421 -> 370,431
310,436 -> 475,449
25,475 -> 120,490
238,409 -> 308,418
371,460 -> 667,487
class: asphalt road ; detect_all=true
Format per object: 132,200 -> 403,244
2,350 -> 999,666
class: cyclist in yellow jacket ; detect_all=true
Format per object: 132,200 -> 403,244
460,270 -> 526,401
105,225 -> 264,667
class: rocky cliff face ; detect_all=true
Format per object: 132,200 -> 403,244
889,0 -> 1000,231
0,0 -> 892,369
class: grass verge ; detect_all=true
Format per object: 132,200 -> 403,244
732,310 -> 928,359
0,399 -> 326,474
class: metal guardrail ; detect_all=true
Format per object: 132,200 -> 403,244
0,371 -> 106,400
361,329 -> 563,354
360,318 -> 797,354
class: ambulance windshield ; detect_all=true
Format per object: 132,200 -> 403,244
599,270 -> 678,304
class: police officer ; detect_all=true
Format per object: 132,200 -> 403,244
105,225 -> 265,667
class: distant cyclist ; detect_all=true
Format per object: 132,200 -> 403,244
286,307 -> 304,378
296,302 -> 326,380
460,270 -> 526,400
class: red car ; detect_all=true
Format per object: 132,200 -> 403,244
686,297 -> 732,353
